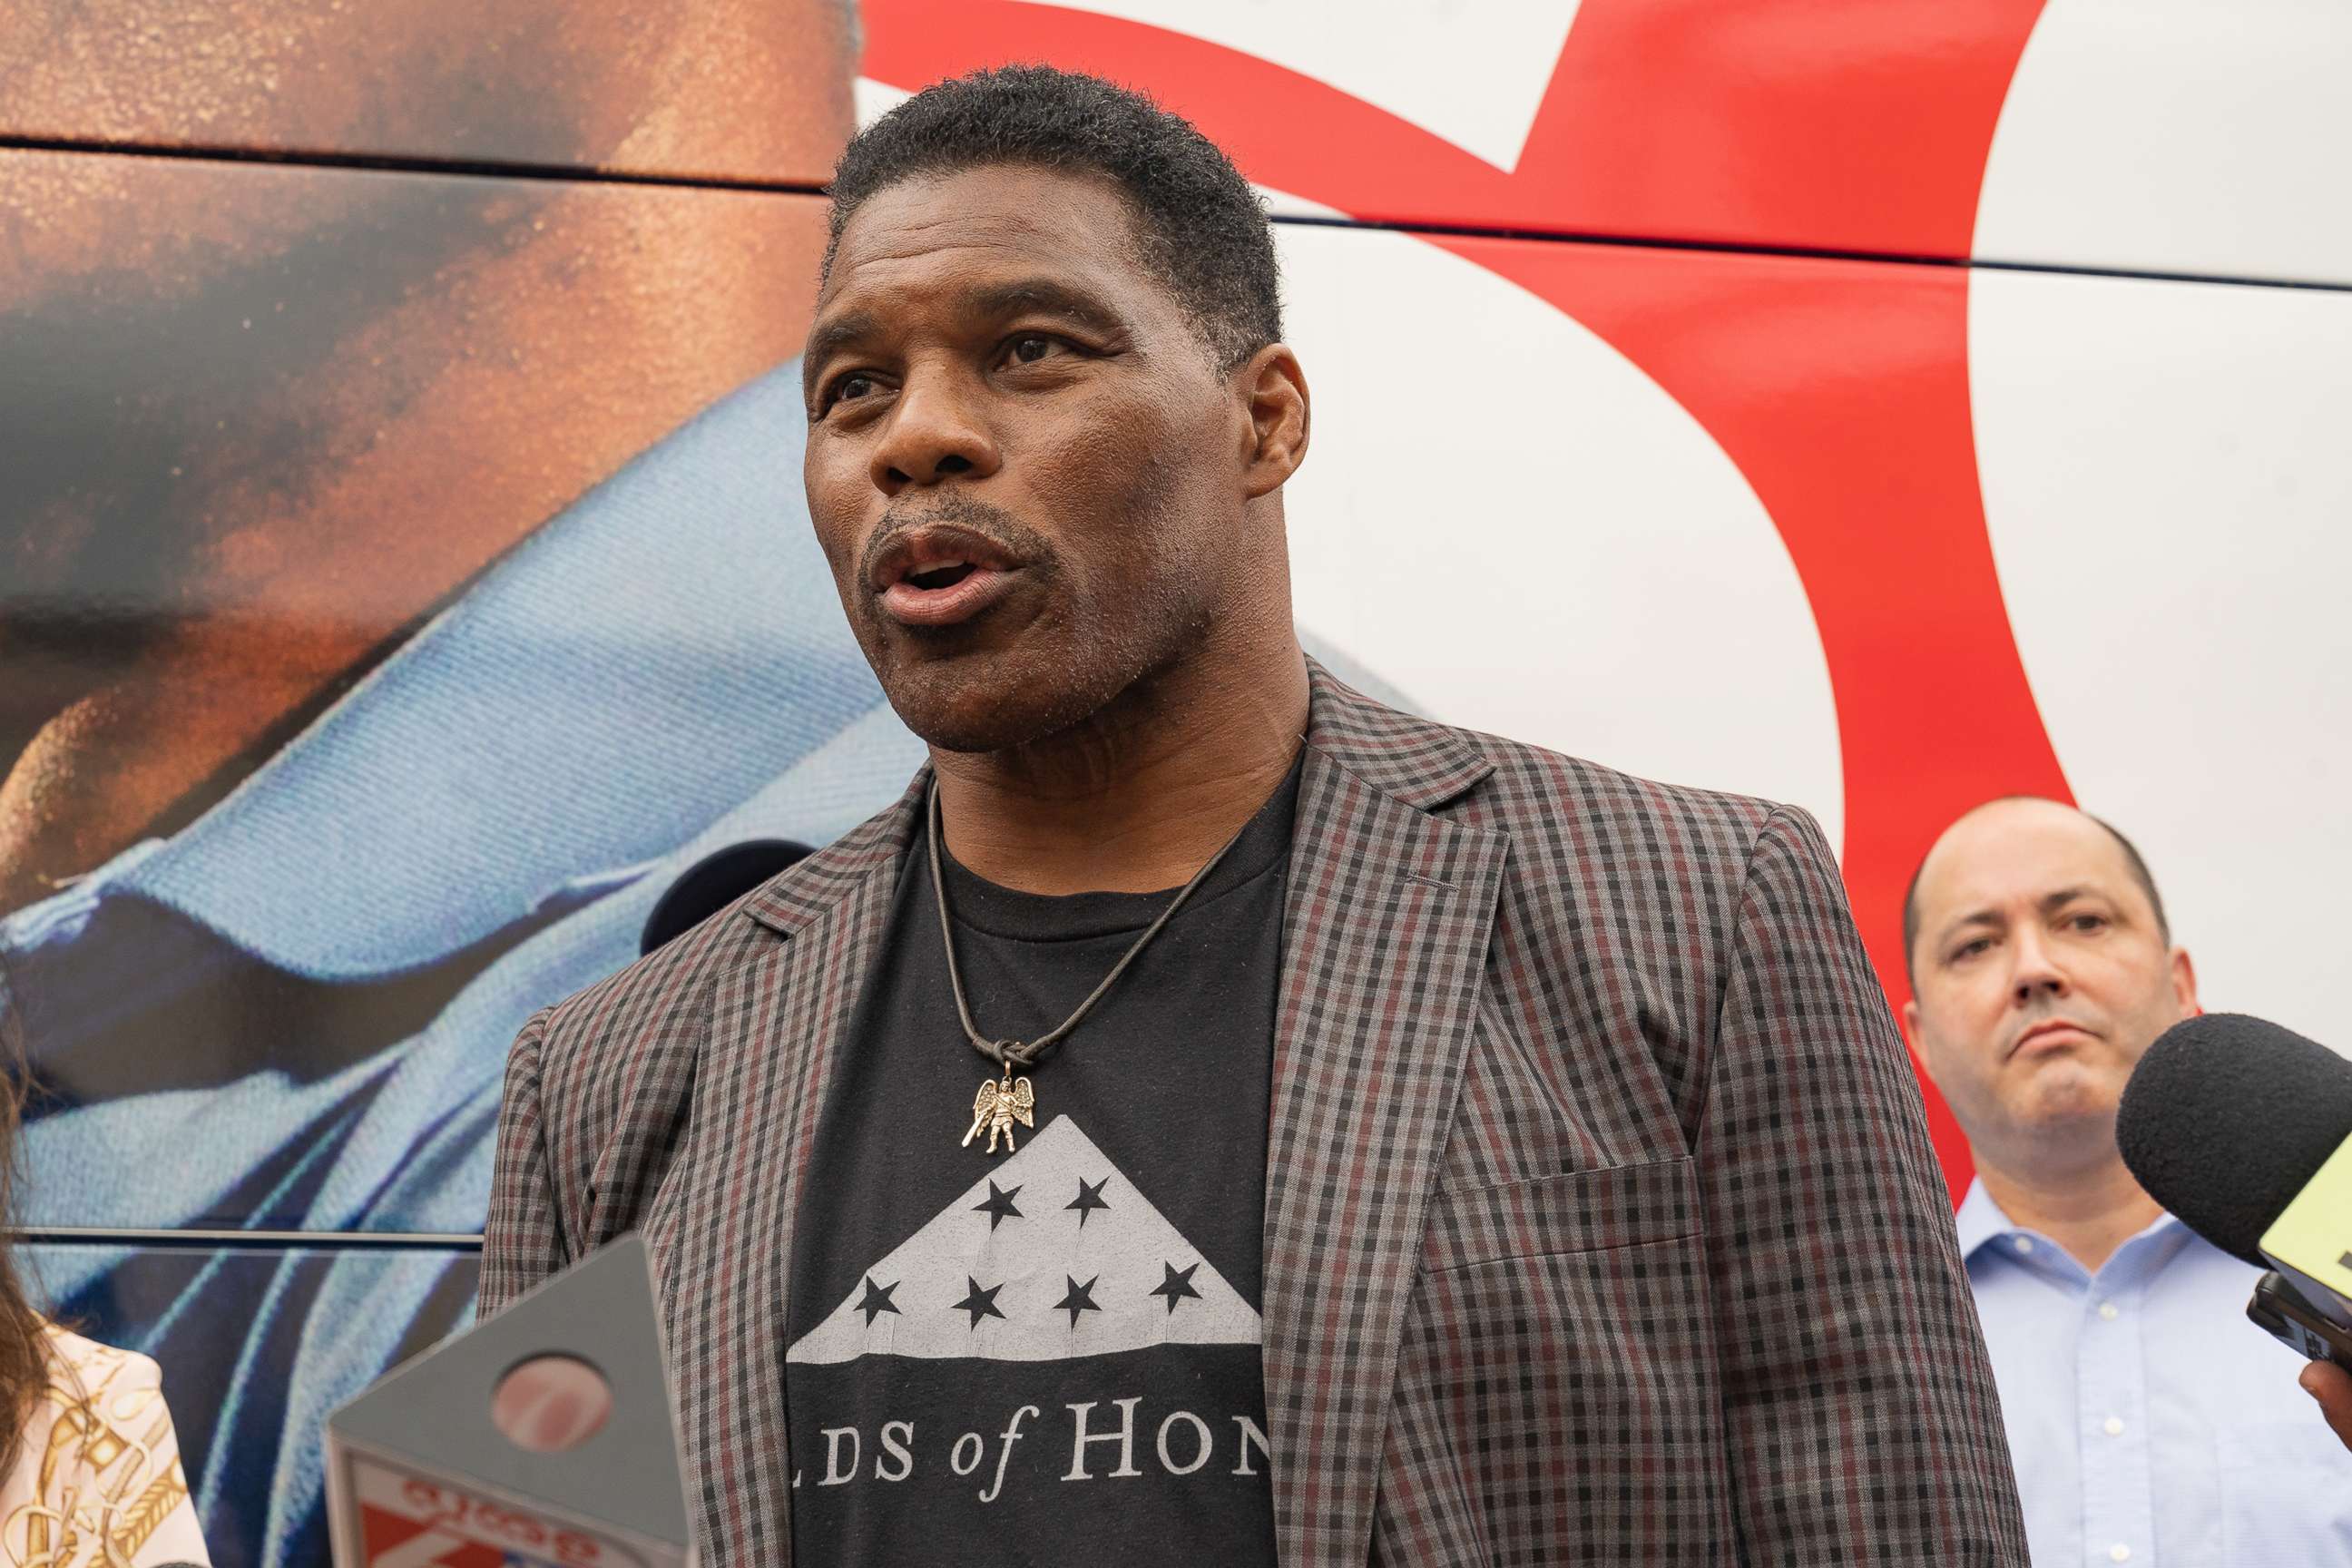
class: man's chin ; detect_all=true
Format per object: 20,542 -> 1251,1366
863,601 -> 1186,758
878,660 -> 1108,755
2011,1073 -> 2126,1141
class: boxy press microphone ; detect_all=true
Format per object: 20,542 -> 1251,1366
325,1235 -> 695,1567
2116,1013 -> 2352,1365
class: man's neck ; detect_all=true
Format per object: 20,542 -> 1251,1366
1976,1148 -> 2165,1275
929,640 -> 1311,896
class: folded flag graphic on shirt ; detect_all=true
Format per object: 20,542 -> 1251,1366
787,1116 -> 1259,1364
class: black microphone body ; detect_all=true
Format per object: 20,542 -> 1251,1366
2117,1011 -> 2352,1267
2117,1011 -> 2352,1364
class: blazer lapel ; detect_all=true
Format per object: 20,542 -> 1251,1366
1265,668 -> 1505,1567
650,773 -> 924,1566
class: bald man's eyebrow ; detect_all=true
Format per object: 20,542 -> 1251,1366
2038,886 -> 2099,916
1935,907 -> 2005,949
2041,885 -> 2136,925
803,309 -> 882,399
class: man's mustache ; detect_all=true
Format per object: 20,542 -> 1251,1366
858,494 -> 1057,585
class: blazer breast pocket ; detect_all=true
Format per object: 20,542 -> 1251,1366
1420,1155 -> 1700,1275
1400,1155 -> 1724,1559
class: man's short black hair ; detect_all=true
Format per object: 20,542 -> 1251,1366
823,64 -> 1282,372
1901,795 -> 2171,986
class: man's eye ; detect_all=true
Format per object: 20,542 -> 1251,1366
815,370 -> 885,416
2068,913 -> 2109,933
1006,334 -> 1058,365
1950,937 -> 1993,963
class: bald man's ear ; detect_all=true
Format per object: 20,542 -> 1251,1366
2169,946 -> 2200,1017
1239,343 -> 1308,500
1902,998 -> 1938,1084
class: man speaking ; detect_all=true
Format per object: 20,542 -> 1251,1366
482,66 -> 2025,1564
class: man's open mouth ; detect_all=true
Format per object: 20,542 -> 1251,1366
903,560 -> 981,592
869,525 -> 1024,628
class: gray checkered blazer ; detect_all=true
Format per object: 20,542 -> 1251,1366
483,661 -> 2027,1565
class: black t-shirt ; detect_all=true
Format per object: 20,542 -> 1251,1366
784,763 -> 1298,1565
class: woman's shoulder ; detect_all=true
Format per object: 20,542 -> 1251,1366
34,1318 -> 165,1387
4,1318 -> 211,1565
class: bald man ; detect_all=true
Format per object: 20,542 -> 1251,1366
1903,797 -> 2352,1565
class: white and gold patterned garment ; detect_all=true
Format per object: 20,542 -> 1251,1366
1,1324 -> 209,1566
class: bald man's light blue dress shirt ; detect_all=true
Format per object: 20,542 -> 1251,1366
1957,1178 -> 2352,1565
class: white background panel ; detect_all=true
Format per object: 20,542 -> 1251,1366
1973,266 -> 2352,1048
1275,222 -> 1845,845
855,76 -> 913,126
1977,0 -> 2352,285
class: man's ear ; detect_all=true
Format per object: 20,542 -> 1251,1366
1902,998 -> 1939,1085
2169,946 -> 2200,1017
1239,343 -> 1308,500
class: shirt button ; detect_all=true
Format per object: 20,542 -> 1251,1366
2110,1544 -> 2132,1563
2013,1237 -> 2034,1254
2098,1302 -> 2120,1321
2102,1416 -> 2125,1436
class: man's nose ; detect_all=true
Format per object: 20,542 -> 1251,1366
2008,927 -> 2069,1004
870,372 -> 1001,494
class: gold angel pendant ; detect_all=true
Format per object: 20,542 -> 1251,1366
963,1069 -> 1035,1154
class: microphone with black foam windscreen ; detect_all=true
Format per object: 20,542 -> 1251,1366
2117,1012 -> 2352,1366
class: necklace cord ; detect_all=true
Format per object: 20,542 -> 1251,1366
927,777 -> 1256,1072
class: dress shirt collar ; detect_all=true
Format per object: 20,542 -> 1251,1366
1954,1176 -> 2015,1261
1955,1174 -> 2192,1280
